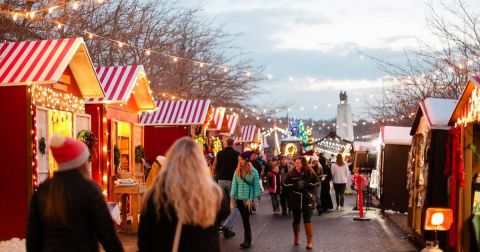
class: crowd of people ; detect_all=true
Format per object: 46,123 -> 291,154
25,135 -> 356,251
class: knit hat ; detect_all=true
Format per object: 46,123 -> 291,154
49,134 -> 90,172
240,151 -> 252,161
311,154 -> 319,162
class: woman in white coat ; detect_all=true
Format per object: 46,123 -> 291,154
331,154 -> 349,210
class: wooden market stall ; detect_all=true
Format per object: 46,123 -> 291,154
84,65 -> 155,233
407,98 -> 457,249
206,107 -> 229,154
447,76 -> 480,252
140,99 -> 211,161
375,126 -> 412,213
235,125 -> 260,152
0,37 -> 104,239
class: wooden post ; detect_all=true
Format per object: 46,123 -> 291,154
461,124 -> 473,252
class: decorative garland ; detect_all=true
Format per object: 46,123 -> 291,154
211,137 -> 223,154
468,143 -> 480,163
77,130 -> 98,161
38,137 -> 46,155
113,145 -> 120,172
135,145 -> 145,163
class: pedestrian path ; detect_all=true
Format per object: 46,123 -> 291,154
117,193 -> 419,251
219,193 -> 418,252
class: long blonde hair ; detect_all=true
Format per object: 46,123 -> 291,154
149,137 -> 223,228
236,155 -> 252,180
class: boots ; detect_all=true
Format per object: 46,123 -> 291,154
240,230 -> 252,249
304,223 -> 313,250
293,224 -> 300,245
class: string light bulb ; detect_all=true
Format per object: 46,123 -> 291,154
12,13 -> 18,21
48,7 -> 55,14
72,1 -> 79,10
145,49 -> 151,56
173,57 -> 178,62
118,42 -> 123,48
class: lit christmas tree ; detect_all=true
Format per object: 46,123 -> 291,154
288,118 -> 314,151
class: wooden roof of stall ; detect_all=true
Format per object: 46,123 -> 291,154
0,37 -> 104,98
410,98 -> 457,135
449,76 -> 480,125
207,107 -> 227,131
85,65 -> 155,111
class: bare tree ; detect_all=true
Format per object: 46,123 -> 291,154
0,0 -> 262,110
365,0 -> 479,126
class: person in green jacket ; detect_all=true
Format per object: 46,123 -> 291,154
230,151 -> 261,249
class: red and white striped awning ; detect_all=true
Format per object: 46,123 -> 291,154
140,99 -> 210,126
235,125 -> 257,143
207,107 -> 226,131
0,37 -> 104,98
224,114 -> 239,135
87,65 -> 143,102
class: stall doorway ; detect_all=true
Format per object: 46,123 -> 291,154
48,109 -> 73,175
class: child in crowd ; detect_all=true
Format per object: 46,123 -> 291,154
267,161 -> 282,215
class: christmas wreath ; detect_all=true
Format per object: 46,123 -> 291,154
135,145 -> 145,163
77,130 -> 98,161
38,137 -> 46,155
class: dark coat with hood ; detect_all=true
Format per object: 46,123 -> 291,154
283,168 -> 319,210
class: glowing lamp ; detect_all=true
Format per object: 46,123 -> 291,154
424,208 -> 453,231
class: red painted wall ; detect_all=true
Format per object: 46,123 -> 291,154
0,86 -> 29,239
85,104 -> 104,186
144,126 -> 189,163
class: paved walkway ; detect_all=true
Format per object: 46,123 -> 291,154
118,193 -> 418,252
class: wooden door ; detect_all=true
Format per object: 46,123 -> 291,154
36,107 -> 49,183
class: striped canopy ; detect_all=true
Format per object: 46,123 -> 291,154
207,107 -> 226,131
140,99 -> 210,126
235,125 -> 257,143
224,114 -> 239,136
87,65 -> 144,103
0,37 -> 103,98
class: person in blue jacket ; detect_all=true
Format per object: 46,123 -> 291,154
230,151 -> 261,249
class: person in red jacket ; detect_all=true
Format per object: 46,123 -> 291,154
267,160 -> 282,215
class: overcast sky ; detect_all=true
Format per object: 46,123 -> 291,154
181,0 -> 478,120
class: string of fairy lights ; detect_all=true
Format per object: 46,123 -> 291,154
0,0 -> 464,128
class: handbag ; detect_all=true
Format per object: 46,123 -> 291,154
307,191 -> 317,210
171,219 -> 183,252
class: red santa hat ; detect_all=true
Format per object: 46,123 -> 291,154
49,134 -> 89,172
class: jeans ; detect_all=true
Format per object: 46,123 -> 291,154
236,200 -> 252,242
270,193 -> 280,211
292,208 -> 312,224
218,180 -> 239,231
333,183 -> 346,207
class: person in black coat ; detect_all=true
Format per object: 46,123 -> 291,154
319,156 -> 334,213
138,137 -> 229,252
26,134 -> 123,252
283,156 -> 319,250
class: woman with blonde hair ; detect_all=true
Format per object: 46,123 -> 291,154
230,151 -> 261,249
138,137 -> 229,252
